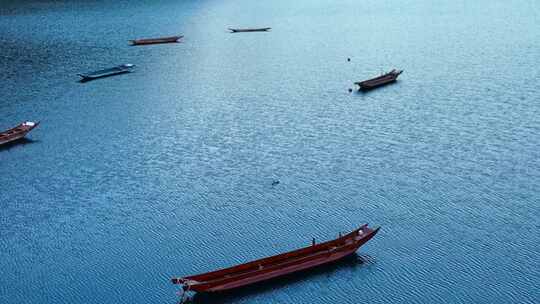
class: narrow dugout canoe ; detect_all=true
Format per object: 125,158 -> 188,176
355,69 -> 403,91
78,64 -> 135,82
129,35 -> 183,45
172,224 -> 379,293
228,27 -> 271,33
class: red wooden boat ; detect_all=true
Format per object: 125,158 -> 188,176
0,121 -> 39,146
172,224 -> 379,294
129,35 -> 183,46
355,69 -> 403,91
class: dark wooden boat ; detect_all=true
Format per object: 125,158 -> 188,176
129,35 -> 183,46
0,121 -> 39,146
228,27 -> 271,33
78,64 -> 135,82
355,69 -> 403,91
172,224 -> 379,294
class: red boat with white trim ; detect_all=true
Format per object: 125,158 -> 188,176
0,121 -> 39,146
171,224 -> 379,295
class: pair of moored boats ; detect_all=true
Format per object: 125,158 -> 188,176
0,121 -> 39,146
129,27 -> 270,45
2,125 -> 381,296
128,27 -> 270,44
1,122 -> 381,297
78,65 -> 404,89
79,28 -> 271,82
78,34 -> 183,82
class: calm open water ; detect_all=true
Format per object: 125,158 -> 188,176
1,1 -> 539,303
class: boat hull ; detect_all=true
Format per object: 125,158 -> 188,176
78,64 -> 134,82
173,225 -> 379,293
79,70 -> 130,82
356,69 -> 403,91
129,35 -> 183,45
359,78 -> 398,91
0,131 -> 30,145
229,28 -> 271,33
205,238 -> 371,292
0,122 -> 39,146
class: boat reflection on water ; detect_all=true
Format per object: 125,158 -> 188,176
184,253 -> 375,304
0,138 -> 37,151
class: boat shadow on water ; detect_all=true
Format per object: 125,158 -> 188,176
0,138 -> 38,151
184,253 -> 376,304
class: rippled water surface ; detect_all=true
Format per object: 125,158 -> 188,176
1,1 -> 539,303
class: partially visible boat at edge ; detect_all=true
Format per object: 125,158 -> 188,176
129,35 -> 183,46
228,27 -> 271,33
0,121 -> 39,146
172,224 -> 380,294
78,64 -> 135,82
355,69 -> 403,91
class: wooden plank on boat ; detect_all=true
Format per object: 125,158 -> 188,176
228,27 -> 271,33
78,64 -> 135,82
355,69 -> 403,91
129,35 -> 183,46
171,224 -> 380,293
0,121 -> 39,146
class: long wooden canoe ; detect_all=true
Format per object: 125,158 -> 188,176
78,64 -> 135,82
172,224 -> 379,293
0,121 -> 39,146
129,35 -> 183,46
355,69 -> 403,91
228,27 -> 271,33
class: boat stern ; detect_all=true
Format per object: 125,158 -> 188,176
171,277 -> 201,291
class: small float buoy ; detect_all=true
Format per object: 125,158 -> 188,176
348,88 -> 353,93
347,58 -> 351,62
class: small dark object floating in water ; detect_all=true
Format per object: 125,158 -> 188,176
129,35 -> 183,46
271,180 -> 280,186
355,69 -> 403,91
347,58 -> 351,62
348,88 -> 353,93
228,27 -> 271,33
171,224 -> 380,294
0,121 -> 39,146
78,64 -> 135,82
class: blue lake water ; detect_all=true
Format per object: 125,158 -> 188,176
1,1 -> 539,303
